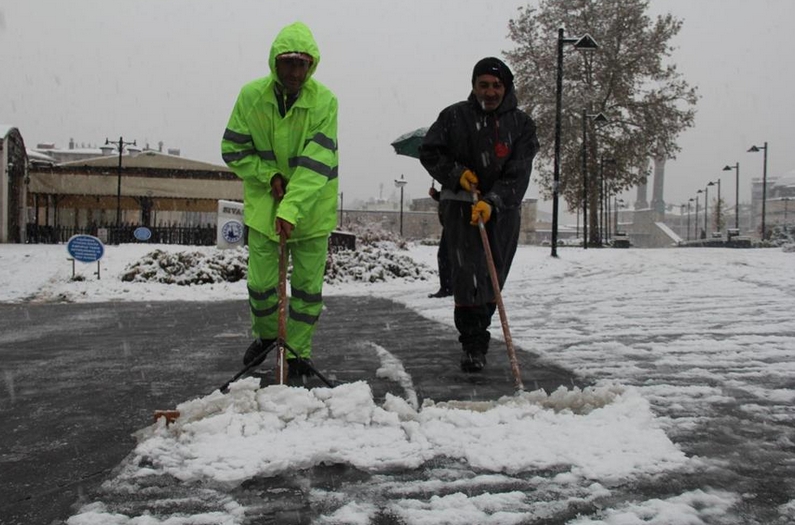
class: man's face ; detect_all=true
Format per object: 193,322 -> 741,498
472,74 -> 506,112
276,56 -> 312,95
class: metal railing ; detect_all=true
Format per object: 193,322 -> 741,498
25,223 -> 216,245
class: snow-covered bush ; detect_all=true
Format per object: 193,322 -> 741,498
325,242 -> 432,284
764,225 -> 795,251
121,248 -> 247,285
121,224 -> 433,286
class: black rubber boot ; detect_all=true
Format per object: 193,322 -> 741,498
287,357 -> 315,377
243,338 -> 276,366
460,348 -> 487,372
454,304 -> 496,372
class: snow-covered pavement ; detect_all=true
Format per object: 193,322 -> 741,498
1,242 -> 794,523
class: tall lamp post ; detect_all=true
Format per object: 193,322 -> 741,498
551,28 -> 598,257
708,178 -> 721,234
703,185 -> 710,235
748,142 -> 768,239
580,110 -> 608,249
722,163 -> 739,231
105,136 -> 136,240
687,198 -> 694,241
394,174 -> 407,236
693,194 -> 700,240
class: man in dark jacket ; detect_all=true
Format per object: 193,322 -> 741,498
420,57 -> 539,372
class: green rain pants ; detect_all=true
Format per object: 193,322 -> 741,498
247,228 -> 329,359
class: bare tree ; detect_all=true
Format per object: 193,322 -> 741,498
505,0 -> 698,245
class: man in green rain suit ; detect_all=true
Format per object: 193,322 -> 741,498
221,22 -> 338,377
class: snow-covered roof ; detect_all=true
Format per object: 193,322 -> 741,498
26,149 -> 56,164
772,175 -> 795,188
56,149 -> 229,172
33,147 -> 105,155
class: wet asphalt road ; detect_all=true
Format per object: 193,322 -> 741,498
1,297 -> 793,524
0,297 -> 579,524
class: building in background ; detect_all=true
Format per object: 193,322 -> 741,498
27,148 -> 239,232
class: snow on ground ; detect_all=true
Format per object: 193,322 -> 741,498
2,242 -> 794,524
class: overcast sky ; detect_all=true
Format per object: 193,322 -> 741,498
1,0 -> 793,212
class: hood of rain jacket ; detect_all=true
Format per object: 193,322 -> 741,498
268,22 -> 321,84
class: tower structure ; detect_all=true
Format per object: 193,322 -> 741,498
650,154 -> 666,219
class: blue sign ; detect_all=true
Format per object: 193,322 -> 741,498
134,226 -> 152,241
66,235 -> 105,263
221,220 -> 244,244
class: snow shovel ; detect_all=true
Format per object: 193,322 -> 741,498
275,232 -> 289,385
471,187 -> 524,391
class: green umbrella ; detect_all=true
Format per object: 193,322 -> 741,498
390,127 -> 428,159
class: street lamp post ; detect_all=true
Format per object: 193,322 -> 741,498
748,142 -> 768,239
687,198 -> 694,241
703,185 -> 709,235
551,28 -> 598,257
723,163 -> 739,231
394,174 -> 407,236
105,136 -> 136,242
708,178 -> 721,234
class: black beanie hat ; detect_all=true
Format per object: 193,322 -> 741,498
471,57 -> 514,89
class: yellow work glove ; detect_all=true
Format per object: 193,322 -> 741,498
470,200 -> 492,225
459,169 -> 479,192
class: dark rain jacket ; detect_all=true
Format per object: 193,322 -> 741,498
419,90 -> 538,211
221,22 -> 339,242
419,89 -> 538,306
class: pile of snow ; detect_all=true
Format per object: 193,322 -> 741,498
63,379 -> 693,525
135,381 -> 687,484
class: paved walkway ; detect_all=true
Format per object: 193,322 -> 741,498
0,297 -> 580,524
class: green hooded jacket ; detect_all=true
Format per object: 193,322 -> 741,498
221,22 -> 339,242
